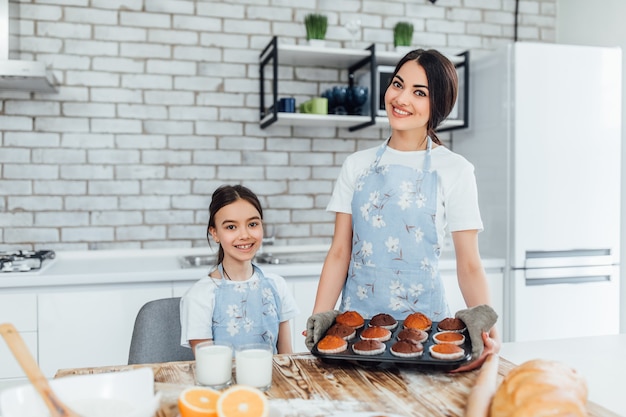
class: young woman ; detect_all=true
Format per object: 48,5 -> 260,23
180,184 -> 299,354
311,49 -> 499,370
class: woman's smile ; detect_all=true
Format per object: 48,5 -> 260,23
391,105 -> 412,117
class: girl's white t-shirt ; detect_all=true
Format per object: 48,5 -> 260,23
180,270 -> 300,347
326,143 -> 484,247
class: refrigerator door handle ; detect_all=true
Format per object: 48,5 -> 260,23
524,265 -> 615,286
523,249 -> 615,269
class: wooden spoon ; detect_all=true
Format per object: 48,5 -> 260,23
0,322 -> 81,417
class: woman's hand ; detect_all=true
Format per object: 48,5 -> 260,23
451,331 -> 500,373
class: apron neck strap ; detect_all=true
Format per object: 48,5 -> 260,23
375,136 -> 433,171
423,136 -> 433,171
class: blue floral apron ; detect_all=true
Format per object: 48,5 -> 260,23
340,137 -> 449,320
212,264 -> 281,353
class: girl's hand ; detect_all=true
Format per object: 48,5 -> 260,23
451,331 -> 500,373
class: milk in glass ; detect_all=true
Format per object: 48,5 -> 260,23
195,342 -> 233,388
235,343 -> 273,391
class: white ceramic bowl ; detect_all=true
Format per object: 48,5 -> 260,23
0,368 -> 160,417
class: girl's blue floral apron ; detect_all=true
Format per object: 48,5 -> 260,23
212,264 -> 281,353
341,137 -> 449,320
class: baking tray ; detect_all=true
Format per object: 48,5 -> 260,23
311,319 -> 472,371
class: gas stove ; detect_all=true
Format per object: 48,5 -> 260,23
0,250 -> 56,273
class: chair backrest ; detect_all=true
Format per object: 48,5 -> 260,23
128,297 -> 195,364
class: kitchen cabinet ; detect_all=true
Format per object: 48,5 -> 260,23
441,267 -> 504,338
258,36 -> 469,132
0,293 -> 38,379
37,283 -> 172,376
0,293 -> 37,332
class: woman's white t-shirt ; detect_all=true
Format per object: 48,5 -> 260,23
180,270 -> 300,348
326,142 -> 483,247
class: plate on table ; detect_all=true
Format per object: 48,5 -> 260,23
312,319 -> 471,371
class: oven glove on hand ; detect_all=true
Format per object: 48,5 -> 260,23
455,304 -> 498,361
305,310 -> 340,351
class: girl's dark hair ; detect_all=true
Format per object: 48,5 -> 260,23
207,184 -> 263,265
390,49 -> 458,144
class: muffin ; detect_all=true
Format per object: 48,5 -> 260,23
397,328 -> 428,343
360,326 -> 392,342
335,310 -> 365,329
437,317 -> 466,333
429,343 -> 465,360
326,323 -> 356,341
433,331 -> 465,346
369,313 -> 398,330
352,339 -> 386,356
403,312 -> 432,331
390,340 -> 424,358
396,328 -> 428,344
316,335 -> 348,354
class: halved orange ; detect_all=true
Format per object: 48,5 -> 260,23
178,386 -> 221,417
216,385 -> 269,417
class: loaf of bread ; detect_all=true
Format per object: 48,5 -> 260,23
490,359 -> 588,417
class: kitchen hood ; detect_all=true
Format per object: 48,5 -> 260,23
0,0 -> 57,93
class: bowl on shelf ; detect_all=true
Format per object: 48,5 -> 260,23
322,85 -> 368,115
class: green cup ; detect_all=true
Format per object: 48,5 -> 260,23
300,97 -> 328,114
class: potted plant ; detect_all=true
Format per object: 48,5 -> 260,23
393,21 -> 414,53
305,13 -> 328,47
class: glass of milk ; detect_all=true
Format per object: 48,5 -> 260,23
235,343 -> 273,391
194,341 -> 233,389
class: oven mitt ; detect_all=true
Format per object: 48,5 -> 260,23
305,310 -> 340,351
455,304 -> 498,360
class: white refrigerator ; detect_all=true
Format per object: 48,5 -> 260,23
455,42 -> 622,343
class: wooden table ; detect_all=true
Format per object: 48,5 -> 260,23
55,353 -> 617,417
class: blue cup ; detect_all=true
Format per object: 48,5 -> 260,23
277,97 -> 296,113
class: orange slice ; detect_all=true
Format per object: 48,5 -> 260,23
216,385 -> 269,417
178,386 -> 221,417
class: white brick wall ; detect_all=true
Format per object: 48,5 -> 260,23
0,0 -> 557,251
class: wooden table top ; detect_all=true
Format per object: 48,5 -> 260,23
55,353 -> 617,417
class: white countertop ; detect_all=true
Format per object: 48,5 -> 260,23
0,246 -> 504,289
500,334 -> 626,416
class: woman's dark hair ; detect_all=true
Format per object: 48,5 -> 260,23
390,49 -> 458,144
207,184 -> 263,265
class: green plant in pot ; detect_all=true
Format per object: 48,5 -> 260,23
394,21 -> 414,49
305,13 -> 328,45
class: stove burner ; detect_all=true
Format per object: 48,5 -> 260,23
0,250 -> 56,273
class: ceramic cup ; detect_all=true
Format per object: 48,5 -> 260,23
235,343 -> 273,391
300,97 -> 328,114
195,341 -> 233,389
277,97 -> 296,113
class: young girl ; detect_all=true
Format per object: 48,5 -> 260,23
180,184 -> 299,354
311,49 -> 500,371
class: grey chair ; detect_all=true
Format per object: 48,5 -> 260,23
128,297 -> 195,364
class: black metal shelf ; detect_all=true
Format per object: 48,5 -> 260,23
259,36 -> 469,133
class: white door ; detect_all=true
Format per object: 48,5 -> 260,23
512,265 -> 620,342
512,43 -> 621,267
